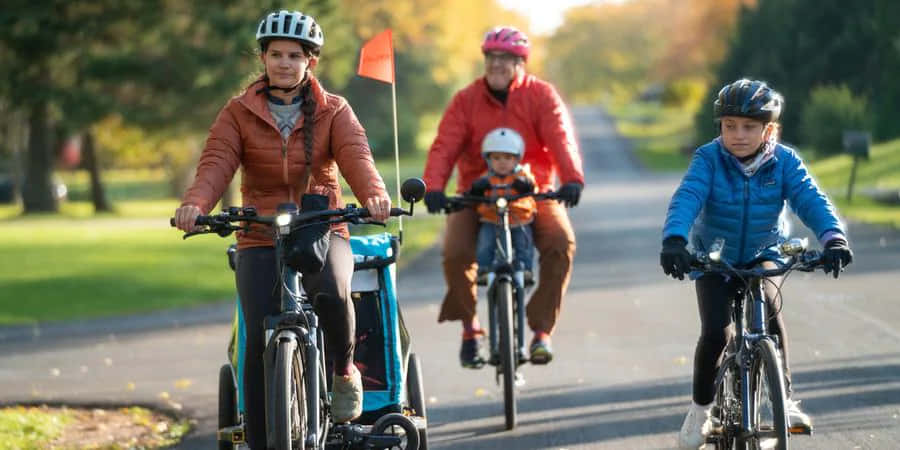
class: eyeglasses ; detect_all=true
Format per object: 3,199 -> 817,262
484,52 -> 520,64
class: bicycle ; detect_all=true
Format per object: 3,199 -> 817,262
172,178 -> 426,450
691,237 -> 821,450
444,190 -> 557,430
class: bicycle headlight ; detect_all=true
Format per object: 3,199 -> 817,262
496,197 -> 508,209
275,213 -> 292,229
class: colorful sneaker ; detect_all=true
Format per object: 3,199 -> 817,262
460,332 -> 487,369
332,365 -> 363,423
529,332 -> 553,365
678,402 -> 713,449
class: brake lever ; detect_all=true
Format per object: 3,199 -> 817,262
182,229 -> 210,240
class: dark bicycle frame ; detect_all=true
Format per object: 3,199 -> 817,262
445,191 -> 556,430
175,202 -> 413,449
693,239 -> 821,447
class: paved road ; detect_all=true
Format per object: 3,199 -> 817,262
2,106 -> 899,449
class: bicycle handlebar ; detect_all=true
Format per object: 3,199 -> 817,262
443,190 -> 559,213
170,205 -> 410,239
689,238 -> 824,279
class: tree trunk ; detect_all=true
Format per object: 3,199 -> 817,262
21,101 -> 58,213
82,132 -> 112,212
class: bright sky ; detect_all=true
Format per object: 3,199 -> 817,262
499,0 -> 620,35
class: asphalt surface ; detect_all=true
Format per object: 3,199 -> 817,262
2,106 -> 899,449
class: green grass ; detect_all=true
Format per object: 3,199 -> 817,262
0,160 -> 446,325
607,101 -> 696,171
809,138 -> 900,228
0,406 -> 73,448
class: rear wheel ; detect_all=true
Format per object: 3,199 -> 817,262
496,280 -> 517,430
371,413 -> 420,450
273,339 -> 306,450
749,339 -> 789,450
407,353 -> 428,449
217,364 -> 238,450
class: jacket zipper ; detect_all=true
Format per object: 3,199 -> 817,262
738,177 -> 749,263
281,138 -> 292,203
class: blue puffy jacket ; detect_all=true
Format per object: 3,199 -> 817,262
663,138 -> 845,265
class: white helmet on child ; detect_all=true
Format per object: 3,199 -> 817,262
481,127 -> 525,159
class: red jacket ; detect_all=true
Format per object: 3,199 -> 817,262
423,73 -> 584,193
182,75 -> 387,249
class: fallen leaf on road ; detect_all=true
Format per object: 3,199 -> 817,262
674,356 -> 688,366
474,388 -> 487,397
158,391 -> 170,400
174,378 -> 193,389
428,396 -> 438,404
104,358 -> 113,366
50,368 -> 60,376
126,382 -> 136,391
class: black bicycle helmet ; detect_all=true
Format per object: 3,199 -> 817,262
714,79 -> 783,122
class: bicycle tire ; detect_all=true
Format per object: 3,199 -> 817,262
273,339 -> 306,450
749,338 -> 789,450
496,280 -> 517,430
217,364 -> 238,450
407,352 -> 428,449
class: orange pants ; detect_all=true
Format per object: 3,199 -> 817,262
437,199 -> 576,334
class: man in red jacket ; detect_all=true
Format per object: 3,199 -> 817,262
422,26 -> 585,368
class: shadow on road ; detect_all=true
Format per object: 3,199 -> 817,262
428,352 -> 900,449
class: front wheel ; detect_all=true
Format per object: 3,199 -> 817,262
495,280 -> 517,430
711,357 -> 739,450
748,339 -> 789,450
272,339 -> 306,450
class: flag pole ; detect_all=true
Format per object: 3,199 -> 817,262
389,34 -> 403,245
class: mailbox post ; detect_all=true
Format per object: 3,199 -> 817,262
842,131 -> 870,203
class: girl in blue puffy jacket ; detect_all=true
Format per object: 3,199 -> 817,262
659,79 -> 854,449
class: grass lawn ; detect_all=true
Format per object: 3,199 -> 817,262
607,101 -> 696,171
1,161 -> 446,325
809,138 -> 900,228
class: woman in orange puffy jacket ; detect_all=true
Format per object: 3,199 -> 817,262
422,26 -> 585,368
172,10 -> 391,449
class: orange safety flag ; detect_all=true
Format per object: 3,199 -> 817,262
357,29 -> 394,84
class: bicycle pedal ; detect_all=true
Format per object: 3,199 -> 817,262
789,424 -> 813,435
217,425 -> 246,444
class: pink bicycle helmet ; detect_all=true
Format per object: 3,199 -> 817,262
481,26 -> 530,60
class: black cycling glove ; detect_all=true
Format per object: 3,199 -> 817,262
557,182 -> 583,207
660,236 -> 693,280
424,191 -> 448,214
822,238 -> 853,279
468,178 -> 491,197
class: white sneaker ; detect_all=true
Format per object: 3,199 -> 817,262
678,402 -> 713,449
786,398 -> 812,430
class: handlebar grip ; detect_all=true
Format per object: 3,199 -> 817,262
356,207 -> 406,218
170,216 -> 213,227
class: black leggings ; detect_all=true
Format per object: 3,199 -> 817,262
692,273 -> 792,405
236,235 -> 355,450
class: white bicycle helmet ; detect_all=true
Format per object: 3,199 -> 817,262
481,127 -> 525,159
256,10 -> 324,48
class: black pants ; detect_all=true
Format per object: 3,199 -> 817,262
693,273 -> 792,405
236,235 -> 355,450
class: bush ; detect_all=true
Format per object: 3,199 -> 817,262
800,85 -> 872,157
661,78 -> 707,109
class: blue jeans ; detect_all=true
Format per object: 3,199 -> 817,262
476,222 -> 534,273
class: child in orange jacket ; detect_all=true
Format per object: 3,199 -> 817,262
469,128 -> 537,282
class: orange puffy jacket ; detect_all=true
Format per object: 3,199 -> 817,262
475,166 -> 537,226
181,75 -> 387,249
423,72 -> 584,194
